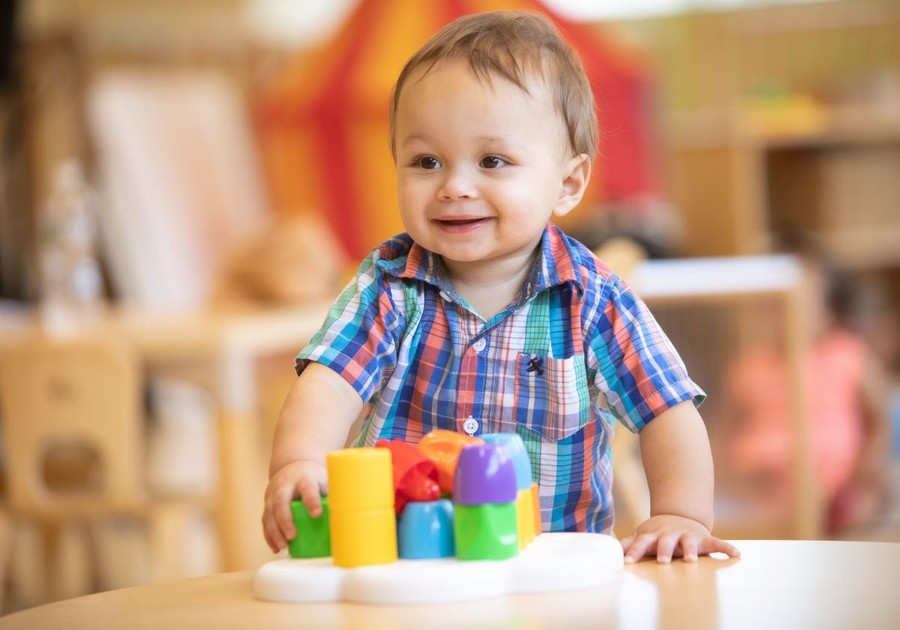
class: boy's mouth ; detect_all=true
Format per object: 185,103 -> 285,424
434,217 -> 489,233
435,217 -> 487,227
437,218 -> 484,225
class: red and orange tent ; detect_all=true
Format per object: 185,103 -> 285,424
256,0 -> 656,260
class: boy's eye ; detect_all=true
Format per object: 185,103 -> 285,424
415,156 -> 441,170
479,156 -> 507,169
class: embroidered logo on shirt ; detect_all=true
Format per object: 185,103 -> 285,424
527,356 -> 544,376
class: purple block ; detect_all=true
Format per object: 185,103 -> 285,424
481,433 -> 533,491
453,443 -> 517,505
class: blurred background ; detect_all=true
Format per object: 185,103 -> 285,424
0,0 -> 898,614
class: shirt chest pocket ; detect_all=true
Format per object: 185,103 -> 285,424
513,352 -> 591,442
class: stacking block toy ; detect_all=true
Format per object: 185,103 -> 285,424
453,443 -> 517,505
453,443 -> 519,560
417,429 -> 483,495
531,482 -> 542,537
515,489 -> 535,548
288,497 -> 331,558
480,433 -> 532,489
482,433 -> 535,549
326,447 -> 397,568
376,439 -> 441,513
255,532 -> 625,605
398,499 -> 455,559
453,503 -> 519,560
255,441 -> 626,606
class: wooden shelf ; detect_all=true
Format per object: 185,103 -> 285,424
742,105 -> 900,149
816,227 -> 900,270
671,106 -> 900,268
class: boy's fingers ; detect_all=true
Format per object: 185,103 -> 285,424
272,485 -> 299,541
624,533 -> 656,563
262,515 -> 286,553
655,532 -> 680,563
681,536 -> 700,562
298,478 -> 324,517
699,537 -> 741,558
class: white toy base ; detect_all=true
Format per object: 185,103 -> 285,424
254,532 -> 624,605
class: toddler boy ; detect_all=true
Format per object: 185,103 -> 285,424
262,10 -> 739,564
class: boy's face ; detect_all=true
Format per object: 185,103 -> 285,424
393,60 -> 589,278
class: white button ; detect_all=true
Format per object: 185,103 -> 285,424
439,291 -> 452,302
463,416 -> 479,435
472,338 -> 487,352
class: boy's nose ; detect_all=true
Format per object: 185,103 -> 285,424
437,167 -> 476,200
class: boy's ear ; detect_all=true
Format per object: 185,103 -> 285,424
553,154 -> 592,218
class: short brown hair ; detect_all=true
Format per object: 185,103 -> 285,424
389,11 -> 598,161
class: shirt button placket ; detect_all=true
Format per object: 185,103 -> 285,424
462,337 -> 487,436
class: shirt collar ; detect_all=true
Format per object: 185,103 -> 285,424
377,234 -> 453,294
378,224 -> 585,301
518,223 -> 584,301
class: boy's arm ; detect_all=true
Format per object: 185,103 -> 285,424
641,400 -> 715,528
262,362 -> 364,553
622,400 -> 740,563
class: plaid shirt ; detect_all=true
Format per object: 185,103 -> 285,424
297,224 -> 704,533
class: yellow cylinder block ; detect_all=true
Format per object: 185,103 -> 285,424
326,447 -> 394,511
326,447 -> 398,568
329,507 -> 398,568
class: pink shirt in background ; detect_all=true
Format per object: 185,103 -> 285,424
728,329 -> 865,501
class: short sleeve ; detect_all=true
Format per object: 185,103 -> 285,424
585,273 -> 704,432
296,254 -> 402,404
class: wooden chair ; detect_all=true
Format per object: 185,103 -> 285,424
0,334 -> 198,605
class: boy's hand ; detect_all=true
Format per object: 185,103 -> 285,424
262,460 -> 328,553
620,515 -> 740,564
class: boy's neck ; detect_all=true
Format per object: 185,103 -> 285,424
439,249 -> 538,321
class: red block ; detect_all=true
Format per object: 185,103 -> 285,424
376,439 -> 441,513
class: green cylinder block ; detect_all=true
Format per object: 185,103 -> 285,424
288,497 -> 332,559
453,502 -> 519,560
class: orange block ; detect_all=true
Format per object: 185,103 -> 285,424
417,429 -> 483,495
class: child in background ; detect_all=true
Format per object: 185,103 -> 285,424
725,237 -> 891,533
262,11 -> 739,564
